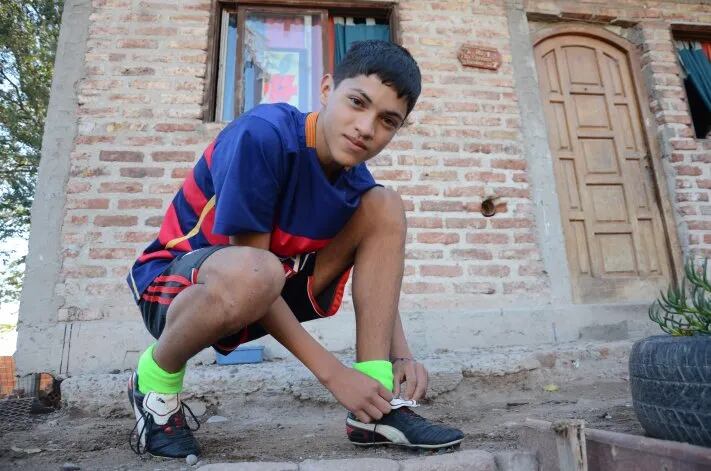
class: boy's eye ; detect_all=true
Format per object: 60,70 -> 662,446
383,117 -> 397,128
349,96 -> 364,107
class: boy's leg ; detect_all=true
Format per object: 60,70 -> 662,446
310,187 -> 406,362
152,246 -> 285,372
129,246 -> 284,457
309,187 -> 464,449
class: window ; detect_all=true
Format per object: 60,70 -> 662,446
673,29 -> 711,139
209,2 -> 395,122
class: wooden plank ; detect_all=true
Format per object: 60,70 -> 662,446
521,418 -> 588,471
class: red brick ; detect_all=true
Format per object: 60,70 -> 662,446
63,266 -> 107,278
118,39 -> 158,49
67,182 -> 92,193
421,142 -> 460,152
445,218 -> 487,229
443,157 -> 482,167
100,182 -> 143,193
466,233 -> 510,244
149,183 -> 182,194
451,249 -> 493,260
120,167 -> 165,178
491,159 -> 527,170
697,179 -> 711,189
114,231 -> 156,243
420,171 -> 457,181
68,215 -> 89,226
118,66 -> 155,76
465,171 -> 506,183
490,218 -> 534,229
407,217 -> 443,228
66,198 -> 110,210
515,233 -> 536,244
371,169 -> 412,181
94,215 -> 137,227
99,150 -> 143,162
151,151 -> 196,162
468,265 -> 510,277
417,232 -> 459,244
397,185 -> 439,196
499,248 -> 538,260
405,249 -> 444,259
89,248 -> 137,259
145,216 -> 163,227
420,200 -> 465,212
421,265 -> 463,277
443,185 -> 485,197
172,168 -> 192,179
676,165 -> 702,176
402,282 -> 445,294
155,123 -> 198,132
117,198 -> 164,209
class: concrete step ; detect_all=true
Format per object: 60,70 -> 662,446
196,450 -> 537,471
60,339 -> 632,417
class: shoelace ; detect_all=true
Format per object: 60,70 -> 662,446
129,401 -> 200,455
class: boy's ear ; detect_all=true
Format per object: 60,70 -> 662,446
320,74 -> 334,107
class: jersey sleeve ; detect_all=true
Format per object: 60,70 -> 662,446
210,117 -> 287,235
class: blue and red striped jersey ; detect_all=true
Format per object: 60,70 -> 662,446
127,103 -> 378,302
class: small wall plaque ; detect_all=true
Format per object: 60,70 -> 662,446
458,44 -> 501,70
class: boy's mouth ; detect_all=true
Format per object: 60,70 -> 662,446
344,134 -> 368,151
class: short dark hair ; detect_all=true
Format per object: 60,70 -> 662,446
333,40 -> 421,116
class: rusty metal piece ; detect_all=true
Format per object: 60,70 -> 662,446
586,427 -> 711,471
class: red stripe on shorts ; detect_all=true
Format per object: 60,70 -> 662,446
154,274 -> 191,285
146,285 -> 184,295
141,293 -> 173,305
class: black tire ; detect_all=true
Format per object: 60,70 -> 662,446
629,335 -> 711,447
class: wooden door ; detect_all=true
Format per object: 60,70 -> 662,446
534,33 -> 672,303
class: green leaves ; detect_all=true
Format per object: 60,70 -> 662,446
0,0 -> 63,241
0,0 -> 63,303
649,257 -> 711,336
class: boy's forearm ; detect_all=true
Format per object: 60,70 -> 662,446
259,296 -> 344,384
389,311 -> 413,360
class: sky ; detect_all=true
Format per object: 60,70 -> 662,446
0,236 -> 27,355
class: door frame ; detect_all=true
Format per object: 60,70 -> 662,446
531,24 -> 683,285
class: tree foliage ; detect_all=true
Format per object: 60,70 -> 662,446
0,0 -> 64,304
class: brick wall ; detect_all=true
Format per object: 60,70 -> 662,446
525,0 -> 711,258
58,0 -> 709,325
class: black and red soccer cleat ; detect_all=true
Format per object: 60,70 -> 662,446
346,406 -> 464,449
127,371 -> 201,458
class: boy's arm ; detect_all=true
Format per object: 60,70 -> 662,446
229,234 -> 393,422
390,311 -> 429,401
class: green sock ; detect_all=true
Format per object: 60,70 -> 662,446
136,344 -> 186,395
353,360 -> 394,392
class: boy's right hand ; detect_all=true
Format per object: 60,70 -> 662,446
323,365 -> 393,423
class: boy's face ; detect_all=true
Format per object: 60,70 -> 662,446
318,74 -> 409,169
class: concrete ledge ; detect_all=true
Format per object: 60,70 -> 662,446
20,303 -> 657,376
194,450 -> 505,470
61,339 -> 633,416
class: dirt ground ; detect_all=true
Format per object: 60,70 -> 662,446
0,366 -> 643,471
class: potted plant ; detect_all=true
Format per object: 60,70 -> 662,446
629,256 -> 711,447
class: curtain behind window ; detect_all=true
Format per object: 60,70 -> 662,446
333,17 -> 390,66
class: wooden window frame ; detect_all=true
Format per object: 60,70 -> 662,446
671,25 -> 711,140
203,0 -> 398,122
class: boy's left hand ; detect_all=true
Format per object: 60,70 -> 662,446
392,358 -> 428,401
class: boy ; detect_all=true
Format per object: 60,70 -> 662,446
126,40 -> 464,458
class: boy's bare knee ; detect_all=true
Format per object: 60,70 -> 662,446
200,247 -> 284,332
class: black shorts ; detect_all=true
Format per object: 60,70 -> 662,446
137,245 -> 351,355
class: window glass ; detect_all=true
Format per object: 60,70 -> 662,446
243,12 -> 323,115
